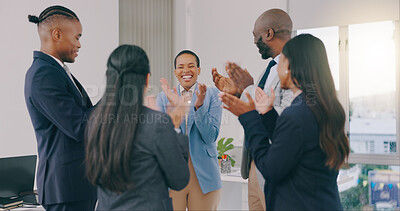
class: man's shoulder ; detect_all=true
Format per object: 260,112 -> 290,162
140,107 -> 172,129
28,62 -> 64,83
28,54 -> 62,74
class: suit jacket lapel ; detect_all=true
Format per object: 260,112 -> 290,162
34,52 -> 71,83
34,51 -> 61,68
34,51 -> 89,107
71,74 -> 93,108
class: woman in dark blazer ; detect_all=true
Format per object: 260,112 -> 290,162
219,34 -> 350,210
85,45 -> 190,210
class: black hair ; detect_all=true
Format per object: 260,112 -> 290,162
85,45 -> 150,193
28,5 -> 79,25
174,50 -> 200,69
282,34 -> 349,170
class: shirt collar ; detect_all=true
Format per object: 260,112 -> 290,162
272,54 -> 281,64
179,83 -> 197,95
43,52 -> 64,68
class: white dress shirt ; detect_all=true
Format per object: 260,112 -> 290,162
179,83 -> 196,134
241,54 -> 292,191
179,83 -> 196,101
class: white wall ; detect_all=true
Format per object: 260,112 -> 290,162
4,0 -> 395,158
0,0 -> 119,158
173,0 -> 288,146
289,0 -> 399,29
0,0 -> 287,158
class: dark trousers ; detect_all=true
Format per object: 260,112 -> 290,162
43,199 -> 96,211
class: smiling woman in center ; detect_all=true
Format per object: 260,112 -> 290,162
156,50 -> 223,211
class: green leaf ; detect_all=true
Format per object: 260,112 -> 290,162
217,137 -> 234,157
225,138 -> 234,146
227,154 -> 236,167
225,144 -> 234,152
217,137 -> 225,150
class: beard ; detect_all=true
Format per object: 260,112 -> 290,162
256,36 -> 273,60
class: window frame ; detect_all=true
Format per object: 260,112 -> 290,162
296,20 -> 400,166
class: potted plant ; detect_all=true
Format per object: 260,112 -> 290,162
217,137 -> 236,167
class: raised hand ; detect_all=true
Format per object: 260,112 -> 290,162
255,87 -> 274,115
160,78 -> 179,106
225,62 -> 254,94
194,83 -> 207,110
218,92 -> 255,117
212,68 -> 237,95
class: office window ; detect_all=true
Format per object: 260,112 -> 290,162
384,142 -> 389,153
370,140 -> 375,153
297,26 -> 340,90
297,20 -> 399,164
348,21 -> 397,155
390,142 -> 397,154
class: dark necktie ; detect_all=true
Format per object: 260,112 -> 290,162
63,65 -> 82,97
257,59 -> 277,90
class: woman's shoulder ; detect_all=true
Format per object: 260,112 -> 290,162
135,108 -> 174,143
141,107 -> 171,123
280,94 -> 314,122
142,106 -> 163,114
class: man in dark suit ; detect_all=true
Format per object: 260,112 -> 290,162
212,9 -> 293,211
24,5 -> 97,211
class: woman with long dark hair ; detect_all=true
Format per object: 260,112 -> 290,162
219,34 -> 349,210
85,45 -> 190,210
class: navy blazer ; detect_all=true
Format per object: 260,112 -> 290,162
95,107 -> 190,210
239,93 -> 342,210
24,51 -> 97,205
